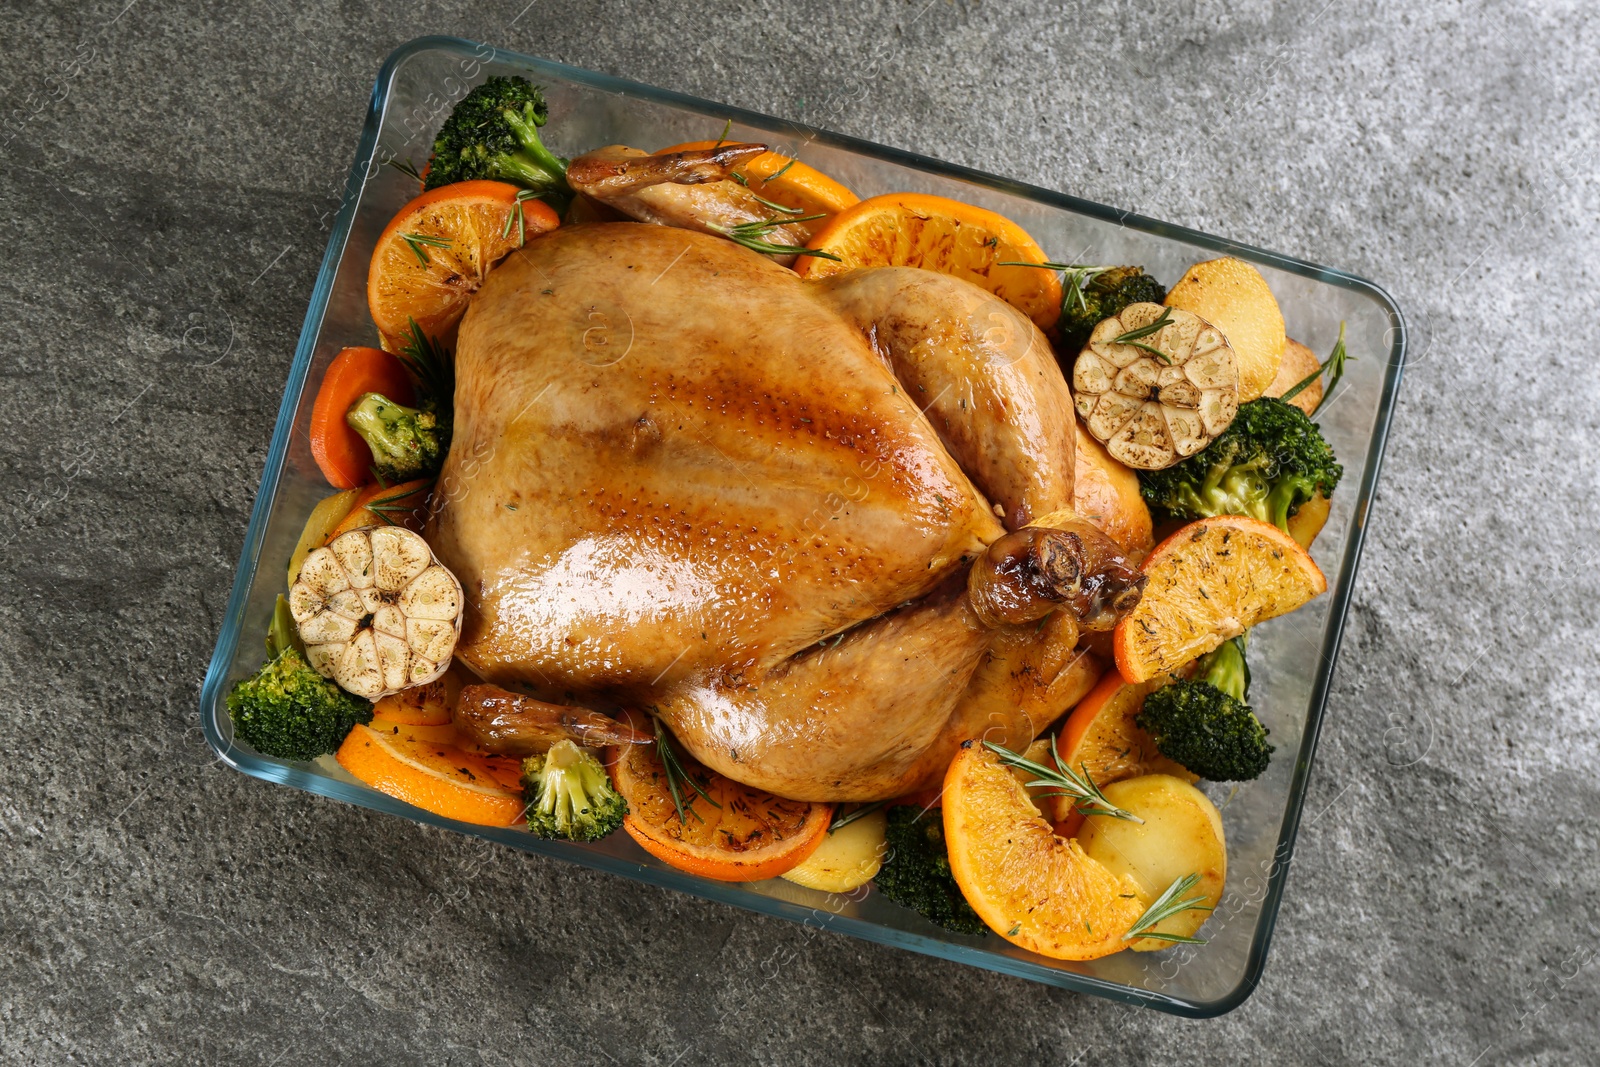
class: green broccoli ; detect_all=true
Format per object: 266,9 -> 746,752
1138,397 -> 1343,532
1057,266 -> 1167,353
424,76 -> 570,200
345,391 -> 448,482
521,740 -> 628,842
226,596 -> 372,762
874,805 -> 986,935
1136,637 -> 1273,781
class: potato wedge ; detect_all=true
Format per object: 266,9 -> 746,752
1265,337 -> 1322,415
1077,774 -> 1226,950
1286,491 -> 1332,549
1165,258 -> 1285,403
781,807 -> 888,893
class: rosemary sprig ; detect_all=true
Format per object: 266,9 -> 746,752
998,261 -> 1117,316
712,118 -> 732,149
1111,306 -> 1175,364
363,483 -> 433,525
830,800 -> 887,833
1279,321 -> 1353,417
1123,872 -> 1213,944
764,157 -> 798,183
654,717 -> 721,825
399,231 -> 451,266
983,738 -> 1143,823
385,155 -> 424,182
716,214 -> 841,260
499,189 -> 548,247
730,170 -> 803,215
395,317 -> 454,402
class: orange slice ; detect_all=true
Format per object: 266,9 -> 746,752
609,717 -> 832,882
367,179 -> 559,347
660,140 -> 858,238
335,723 -> 524,827
795,192 -> 1063,329
943,742 -> 1145,960
1114,515 -> 1326,683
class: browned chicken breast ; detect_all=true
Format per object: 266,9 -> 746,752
427,223 -> 1141,800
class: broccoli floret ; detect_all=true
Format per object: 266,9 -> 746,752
1058,266 -> 1167,354
227,597 -> 372,761
425,76 -> 570,199
345,392 -> 449,483
521,740 -> 628,842
1138,397 -> 1343,531
1136,637 -> 1273,781
874,805 -> 986,935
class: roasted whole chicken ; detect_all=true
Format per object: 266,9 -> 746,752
427,150 -> 1146,802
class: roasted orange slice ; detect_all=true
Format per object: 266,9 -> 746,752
610,716 -> 832,882
1114,515 -> 1326,683
795,192 -> 1063,329
943,742 -> 1145,960
367,179 -> 558,347
335,723 -> 525,826
659,140 -> 858,237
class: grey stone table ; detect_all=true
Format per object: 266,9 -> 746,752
2,1 -> 1596,1063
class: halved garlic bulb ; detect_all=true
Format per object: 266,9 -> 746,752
1072,302 -> 1240,470
289,526 -> 463,699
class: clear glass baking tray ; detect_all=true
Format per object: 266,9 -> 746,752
200,35 -> 1406,1018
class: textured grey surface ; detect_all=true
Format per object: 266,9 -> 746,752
1,0 -> 1597,1063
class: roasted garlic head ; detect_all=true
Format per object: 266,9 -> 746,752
1071,303 -> 1239,470
289,526 -> 463,699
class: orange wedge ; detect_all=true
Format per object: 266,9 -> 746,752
335,723 -> 525,827
1058,671 -> 1196,787
1114,515 -> 1327,683
609,717 -> 832,882
367,179 -> 559,348
943,742 -> 1145,960
660,140 -> 858,238
795,192 -> 1063,329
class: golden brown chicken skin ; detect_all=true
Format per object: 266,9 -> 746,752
429,223 -> 1139,800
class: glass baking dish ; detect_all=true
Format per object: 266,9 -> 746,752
199,35 -> 1405,1018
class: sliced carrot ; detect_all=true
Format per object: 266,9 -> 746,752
325,478 -> 433,540
335,724 -> 525,827
309,347 -> 416,489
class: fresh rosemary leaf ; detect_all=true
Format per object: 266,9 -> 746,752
1122,872 -> 1213,944
385,156 -> 423,181
830,800 -> 887,832
717,214 -> 840,260
400,231 -> 451,266
1280,322 -> 1353,416
983,739 -> 1143,823
655,717 -> 720,824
